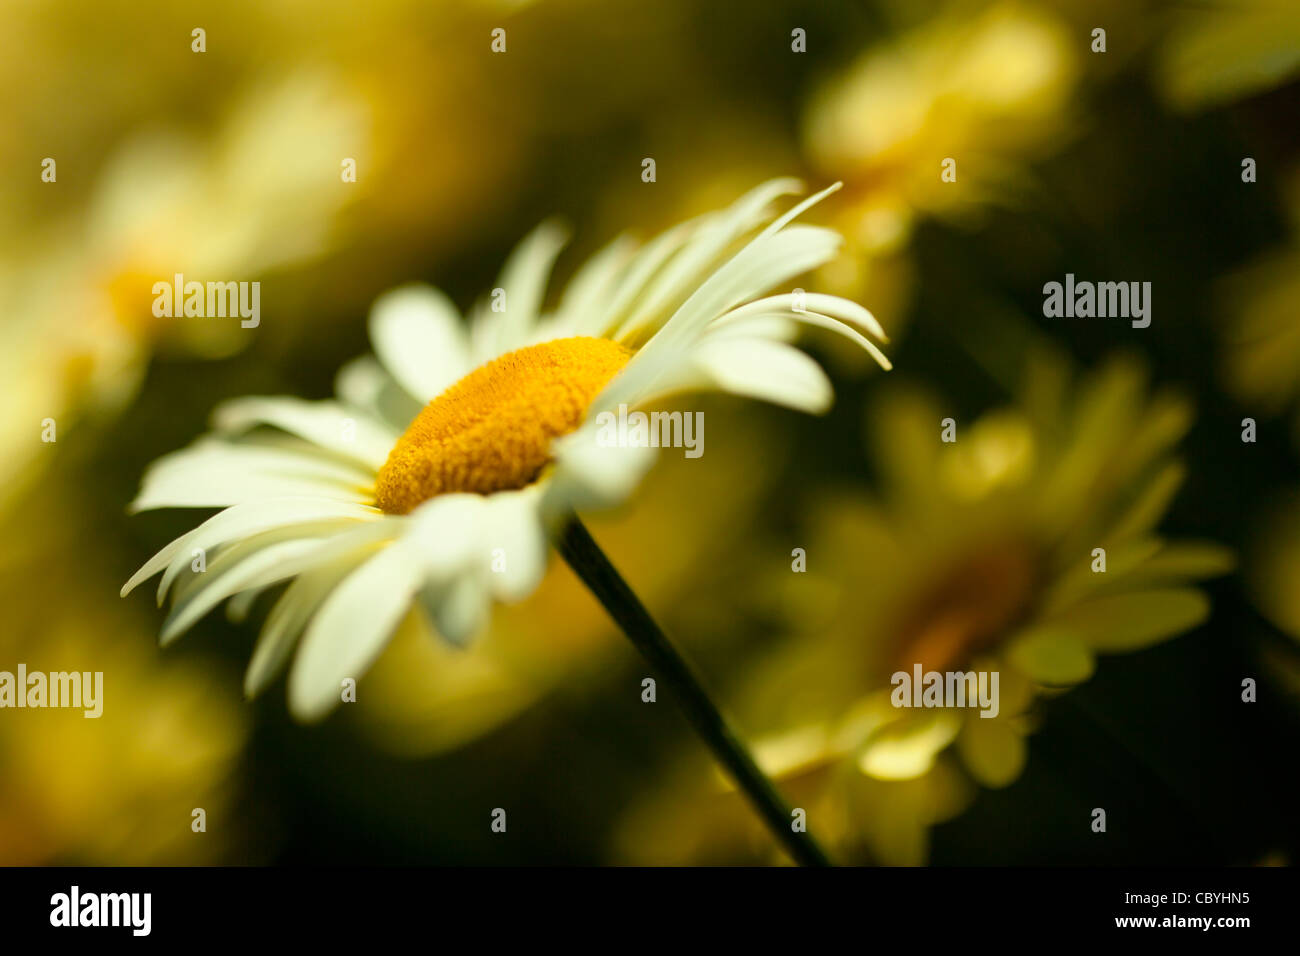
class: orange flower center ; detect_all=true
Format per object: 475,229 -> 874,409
893,539 -> 1039,674
374,337 -> 633,513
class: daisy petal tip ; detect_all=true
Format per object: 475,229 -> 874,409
286,659 -> 337,725
536,216 -> 572,242
287,687 -> 334,726
158,623 -> 185,647
243,657 -> 280,702
208,402 -> 239,431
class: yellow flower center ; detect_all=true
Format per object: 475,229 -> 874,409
893,538 -> 1039,674
375,336 -> 633,514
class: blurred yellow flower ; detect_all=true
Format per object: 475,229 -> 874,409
804,2 -> 1078,259
1221,244 -> 1300,420
620,353 -> 1232,864
0,73 -> 368,512
1155,0 -> 1300,111
1249,489 -> 1300,642
1219,166 -> 1300,423
89,74 -> 368,350
0,499 -> 249,865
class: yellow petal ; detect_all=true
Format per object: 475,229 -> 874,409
958,713 -> 1028,788
1126,542 -> 1236,583
1006,626 -> 1096,685
857,710 -> 962,781
1050,588 -> 1210,653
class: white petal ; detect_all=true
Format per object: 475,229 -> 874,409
683,337 -> 834,413
700,225 -> 844,322
335,354 -> 387,410
481,220 -> 569,356
553,234 -> 638,337
163,518 -> 401,643
407,493 -> 488,576
722,292 -> 887,342
161,537 -> 325,644
226,584 -> 267,623
709,307 -> 892,371
289,540 -> 423,722
121,496 -> 378,600
546,426 -> 659,514
480,489 -> 548,602
418,573 -> 490,647
244,549 -> 373,698
405,490 -> 547,612
122,538 -> 190,600
609,178 -> 804,342
213,396 -> 395,470
130,439 -> 372,512
643,211 -> 843,356
334,354 -> 426,432
601,227 -> 843,412
593,221 -> 698,339
754,181 -> 843,244
702,314 -> 799,343
155,501 -> 379,605
368,283 -> 472,403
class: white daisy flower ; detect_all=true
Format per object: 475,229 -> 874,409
122,179 -> 890,722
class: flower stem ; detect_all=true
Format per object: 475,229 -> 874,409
557,516 -> 832,867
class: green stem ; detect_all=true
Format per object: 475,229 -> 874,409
557,516 -> 832,867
